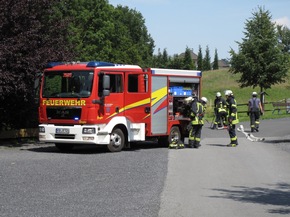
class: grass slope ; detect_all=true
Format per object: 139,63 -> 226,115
202,68 -> 290,121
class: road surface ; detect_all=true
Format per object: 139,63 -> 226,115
0,118 -> 290,217
159,118 -> 290,216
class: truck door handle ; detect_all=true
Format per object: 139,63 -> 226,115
115,107 -> 119,113
145,107 -> 150,113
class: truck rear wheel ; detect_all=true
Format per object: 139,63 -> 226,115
169,126 -> 181,144
108,128 -> 125,152
55,143 -> 74,152
158,126 -> 181,147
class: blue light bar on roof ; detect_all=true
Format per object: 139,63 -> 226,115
86,61 -> 115,67
46,62 -> 65,68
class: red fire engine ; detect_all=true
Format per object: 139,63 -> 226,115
38,61 -> 202,152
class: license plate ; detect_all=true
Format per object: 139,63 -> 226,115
56,128 -> 70,134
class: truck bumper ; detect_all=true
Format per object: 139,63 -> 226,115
38,124 -> 110,145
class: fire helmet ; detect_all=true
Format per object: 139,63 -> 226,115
225,90 -> 233,96
201,97 -> 208,104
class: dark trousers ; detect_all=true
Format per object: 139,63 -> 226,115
215,111 -> 227,126
228,124 -> 238,145
189,124 -> 202,147
250,111 -> 260,130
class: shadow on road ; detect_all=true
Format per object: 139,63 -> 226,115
207,144 -> 230,148
210,182 -> 290,214
24,141 -> 167,154
264,139 -> 290,144
25,145 -> 109,154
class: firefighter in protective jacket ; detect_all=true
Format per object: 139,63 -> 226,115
212,92 -> 227,129
225,90 -> 239,147
188,96 -> 207,148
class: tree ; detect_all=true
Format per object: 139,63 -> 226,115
277,25 -> 290,54
56,0 -> 115,61
183,47 -> 195,70
151,48 -> 170,68
0,0 -> 74,130
152,48 -> 163,67
59,0 -> 154,67
162,49 -> 169,67
203,45 -> 211,70
229,7 -> 289,92
197,45 -> 203,70
168,54 -> 183,69
112,5 -> 154,66
213,48 -> 219,70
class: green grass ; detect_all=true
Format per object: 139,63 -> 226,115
202,68 -> 290,121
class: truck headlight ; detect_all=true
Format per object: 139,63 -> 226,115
83,128 -> 96,134
39,126 -> 45,133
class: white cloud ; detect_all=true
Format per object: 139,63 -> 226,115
273,16 -> 290,28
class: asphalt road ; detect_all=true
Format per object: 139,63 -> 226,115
159,117 -> 290,217
1,118 -> 290,217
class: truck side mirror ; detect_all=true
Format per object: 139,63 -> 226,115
103,75 -> 110,90
103,75 -> 110,96
103,89 -> 110,96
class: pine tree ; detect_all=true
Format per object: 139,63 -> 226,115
203,45 -> 211,70
162,49 -> 169,68
197,45 -> 203,70
213,48 -> 219,70
183,47 -> 195,70
168,54 -> 183,69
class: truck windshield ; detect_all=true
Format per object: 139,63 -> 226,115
42,71 -> 94,98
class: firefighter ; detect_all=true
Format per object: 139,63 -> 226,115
248,91 -> 264,132
225,90 -> 239,147
188,96 -> 208,148
212,92 -> 227,129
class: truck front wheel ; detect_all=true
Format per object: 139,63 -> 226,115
108,128 -> 125,152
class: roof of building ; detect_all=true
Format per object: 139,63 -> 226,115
179,50 -> 198,60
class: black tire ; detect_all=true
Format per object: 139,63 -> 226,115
55,143 -> 74,152
158,126 -> 181,147
107,128 -> 125,152
169,126 -> 181,144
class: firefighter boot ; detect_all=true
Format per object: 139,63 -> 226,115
227,141 -> 238,147
211,124 -> 217,130
188,140 -> 195,148
255,124 -> 259,132
194,142 -> 201,148
227,143 -> 237,147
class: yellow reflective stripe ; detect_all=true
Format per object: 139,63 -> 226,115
231,136 -> 237,141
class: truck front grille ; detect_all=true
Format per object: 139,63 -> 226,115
47,107 -> 81,120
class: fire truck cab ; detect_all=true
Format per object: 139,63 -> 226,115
38,61 -> 202,152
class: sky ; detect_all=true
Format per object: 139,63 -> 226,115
109,0 -> 290,60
